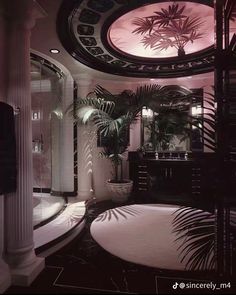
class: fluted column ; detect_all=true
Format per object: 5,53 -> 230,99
4,0 -> 44,286
0,8 -> 11,293
74,74 -> 95,200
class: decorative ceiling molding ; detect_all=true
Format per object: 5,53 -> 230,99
57,0 -> 214,78
30,52 -> 65,78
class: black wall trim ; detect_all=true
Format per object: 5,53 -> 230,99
33,187 -> 51,194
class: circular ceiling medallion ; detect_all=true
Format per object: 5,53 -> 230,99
108,2 -> 214,59
57,0 -> 215,78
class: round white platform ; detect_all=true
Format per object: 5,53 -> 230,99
90,204 -> 210,271
33,194 -> 65,226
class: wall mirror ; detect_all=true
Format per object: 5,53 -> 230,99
141,85 -> 203,153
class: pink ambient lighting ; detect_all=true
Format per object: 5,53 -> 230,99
108,2 -> 214,58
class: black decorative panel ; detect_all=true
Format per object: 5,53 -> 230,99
86,46 -> 104,55
77,24 -> 94,35
125,64 -> 142,70
143,65 -> 159,71
110,60 -> 127,66
87,0 -> 114,12
79,9 -> 100,24
114,0 -> 129,4
79,37 -> 97,46
57,0 -> 215,78
96,54 -> 113,62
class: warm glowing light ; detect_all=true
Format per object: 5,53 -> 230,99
142,107 -> 154,118
50,48 -> 60,54
32,111 -> 40,120
191,105 -> 202,116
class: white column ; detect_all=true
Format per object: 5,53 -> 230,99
74,74 -> 95,200
0,9 -> 11,293
4,0 -> 44,286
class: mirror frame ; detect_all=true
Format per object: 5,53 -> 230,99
140,85 -> 204,153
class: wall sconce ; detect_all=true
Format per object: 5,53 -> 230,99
32,110 -> 40,120
142,107 -> 154,119
13,106 -> 20,116
191,105 -> 202,116
192,122 -> 202,130
32,139 -> 43,153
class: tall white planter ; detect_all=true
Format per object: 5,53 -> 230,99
106,180 -> 133,203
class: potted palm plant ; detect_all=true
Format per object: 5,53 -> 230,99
72,85 -> 143,203
70,84 -> 194,202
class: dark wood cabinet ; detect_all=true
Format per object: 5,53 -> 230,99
128,151 -> 216,205
146,159 -> 192,196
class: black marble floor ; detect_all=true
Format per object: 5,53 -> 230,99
6,200 -> 236,294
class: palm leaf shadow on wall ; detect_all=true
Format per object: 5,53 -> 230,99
132,3 -> 204,56
95,206 -> 141,222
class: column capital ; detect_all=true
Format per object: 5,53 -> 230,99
4,0 -> 46,30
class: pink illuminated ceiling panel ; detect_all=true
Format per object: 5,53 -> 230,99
108,2 -> 214,58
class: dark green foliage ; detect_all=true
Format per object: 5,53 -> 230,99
146,108 -> 189,151
70,84 -> 195,182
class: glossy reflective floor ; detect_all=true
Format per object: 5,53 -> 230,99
33,193 -> 66,228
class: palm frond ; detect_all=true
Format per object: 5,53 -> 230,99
141,33 -> 165,49
94,85 -> 118,104
172,206 -> 216,271
132,17 -> 155,35
131,3 -> 204,55
153,4 -> 186,27
134,84 -> 163,107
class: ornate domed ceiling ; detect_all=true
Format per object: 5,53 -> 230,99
108,2 -> 214,58
57,0 -> 215,78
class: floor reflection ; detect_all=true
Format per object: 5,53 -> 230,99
33,193 -> 66,227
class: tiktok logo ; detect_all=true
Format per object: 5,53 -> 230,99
172,282 -> 178,289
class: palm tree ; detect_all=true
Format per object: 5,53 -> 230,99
132,3 -> 204,56
70,84 -> 193,182
71,84 -> 166,182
